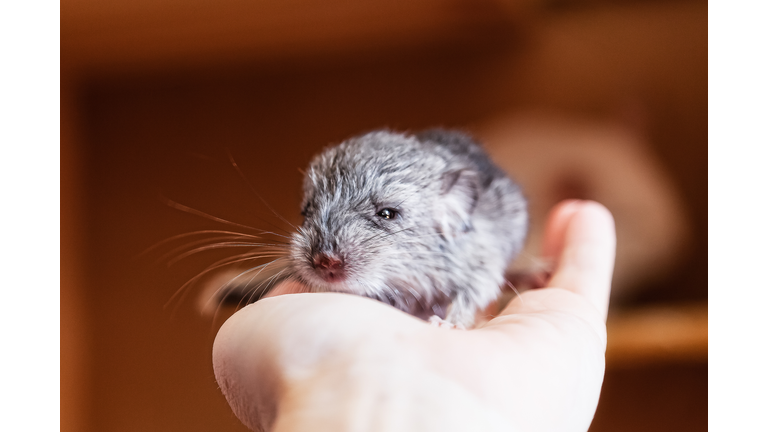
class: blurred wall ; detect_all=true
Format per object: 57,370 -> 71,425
61,1 -> 707,431
61,72 -> 91,432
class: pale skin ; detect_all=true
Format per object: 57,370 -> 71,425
212,200 -> 616,432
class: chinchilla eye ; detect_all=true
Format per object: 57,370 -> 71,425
376,208 -> 398,220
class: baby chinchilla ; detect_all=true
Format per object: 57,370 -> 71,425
284,129 -> 528,328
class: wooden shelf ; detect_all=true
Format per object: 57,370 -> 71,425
606,302 -> 708,368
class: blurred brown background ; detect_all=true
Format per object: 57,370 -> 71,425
61,0 -> 707,430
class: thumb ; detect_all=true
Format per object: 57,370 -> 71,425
545,201 -> 616,320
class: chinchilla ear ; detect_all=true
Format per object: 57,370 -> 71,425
437,169 -> 479,238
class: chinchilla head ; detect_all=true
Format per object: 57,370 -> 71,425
289,130 -> 484,313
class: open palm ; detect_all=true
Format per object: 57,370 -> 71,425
213,200 -> 615,432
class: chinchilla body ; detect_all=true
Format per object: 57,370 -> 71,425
288,129 -> 528,328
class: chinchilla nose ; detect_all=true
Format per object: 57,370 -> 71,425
313,254 -> 343,270
312,253 -> 346,282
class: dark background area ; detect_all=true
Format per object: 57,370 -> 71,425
61,1 -> 707,430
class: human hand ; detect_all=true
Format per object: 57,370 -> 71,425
212,200 -> 615,432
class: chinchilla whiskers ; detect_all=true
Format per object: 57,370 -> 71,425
358,226 -> 417,245
391,235 -> 448,246
362,230 -> 445,246
237,207 -> 297,238
504,279 -> 526,306
158,235 -> 288,260
206,258 -> 290,320
166,241 -> 289,267
165,250 -> 288,311
409,262 -> 455,272
155,159 -> 301,320
244,266 -> 290,305
358,227 -> 432,246
227,151 -> 299,232
161,195 -> 290,235
138,229 -> 289,262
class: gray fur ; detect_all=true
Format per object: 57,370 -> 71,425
287,129 -> 527,328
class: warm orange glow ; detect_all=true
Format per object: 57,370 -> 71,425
61,1 -> 707,430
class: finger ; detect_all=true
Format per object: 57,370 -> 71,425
547,201 -> 615,320
541,199 -> 585,263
